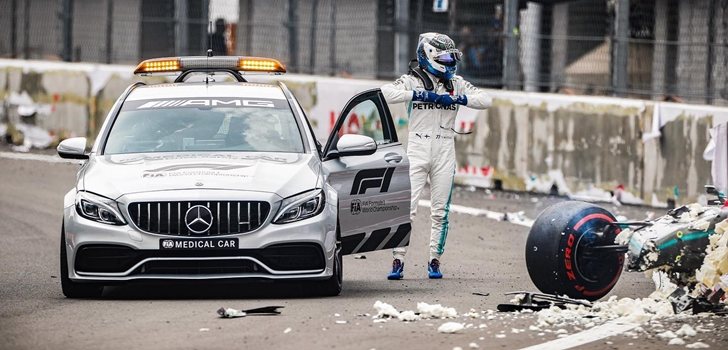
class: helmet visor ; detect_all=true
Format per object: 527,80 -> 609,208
434,51 -> 460,67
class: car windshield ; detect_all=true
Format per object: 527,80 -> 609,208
104,97 -> 304,154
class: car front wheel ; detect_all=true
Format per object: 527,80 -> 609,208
314,243 -> 342,296
60,224 -> 104,298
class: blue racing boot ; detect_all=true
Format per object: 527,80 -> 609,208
428,259 -> 443,279
387,259 -> 404,280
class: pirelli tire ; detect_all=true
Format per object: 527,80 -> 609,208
525,201 -> 624,301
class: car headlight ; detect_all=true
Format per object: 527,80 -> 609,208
273,189 -> 325,224
75,191 -> 126,225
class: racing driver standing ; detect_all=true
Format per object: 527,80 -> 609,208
381,32 -> 492,280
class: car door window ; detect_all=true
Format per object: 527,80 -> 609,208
337,100 -> 387,144
325,90 -> 398,157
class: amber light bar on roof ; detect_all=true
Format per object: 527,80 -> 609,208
133,56 -> 287,75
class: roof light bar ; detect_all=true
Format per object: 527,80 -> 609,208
134,58 -> 181,74
134,56 -> 287,75
238,58 -> 286,73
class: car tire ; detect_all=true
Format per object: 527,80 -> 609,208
314,243 -> 343,297
525,201 -> 624,301
60,224 -> 104,298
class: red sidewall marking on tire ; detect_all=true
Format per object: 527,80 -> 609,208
573,213 -> 613,231
568,213 -> 623,297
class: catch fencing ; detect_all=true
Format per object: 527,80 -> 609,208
0,0 -> 726,105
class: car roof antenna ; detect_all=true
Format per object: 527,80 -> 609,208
206,20 -> 213,84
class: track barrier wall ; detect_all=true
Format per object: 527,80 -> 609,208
2,59 -> 727,205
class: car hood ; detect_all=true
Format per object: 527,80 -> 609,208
82,152 -> 320,200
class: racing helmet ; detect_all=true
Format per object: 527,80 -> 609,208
416,32 -> 462,80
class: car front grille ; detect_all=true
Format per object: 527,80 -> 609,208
128,201 -> 270,236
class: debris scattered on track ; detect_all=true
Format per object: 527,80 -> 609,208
372,301 -> 458,321
217,306 -> 284,318
437,322 -> 464,334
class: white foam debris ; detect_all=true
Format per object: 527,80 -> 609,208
668,338 -> 685,345
716,218 -> 728,234
373,301 -> 400,318
453,347 -> 463,350
657,330 -> 677,339
528,325 -> 540,331
437,322 -> 465,334
685,342 -> 710,349
675,324 -> 697,337
417,302 -> 458,319
645,250 -> 660,264
463,309 -> 480,318
495,334 -> 506,339
509,294 -> 526,304
535,296 -> 674,329
335,320 -> 347,324
398,310 -> 420,322
678,204 -> 704,222
468,342 -> 479,348
511,328 -> 524,334
554,329 -> 568,335
649,270 -> 682,299
693,219 -> 728,293
198,328 -> 210,332
283,327 -> 292,334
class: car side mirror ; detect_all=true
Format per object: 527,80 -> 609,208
326,134 -> 377,160
57,137 -> 89,160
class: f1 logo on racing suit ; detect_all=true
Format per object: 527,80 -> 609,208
351,168 -> 395,195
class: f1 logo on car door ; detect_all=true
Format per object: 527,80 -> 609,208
350,168 -> 394,195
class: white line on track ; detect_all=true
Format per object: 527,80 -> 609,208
518,320 -> 639,350
418,199 -> 534,227
0,151 -> 81,164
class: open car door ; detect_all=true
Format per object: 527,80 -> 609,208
322,89 -> 411,255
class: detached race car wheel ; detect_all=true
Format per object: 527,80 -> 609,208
60,225 -> 104,298
525,201 -> 624,301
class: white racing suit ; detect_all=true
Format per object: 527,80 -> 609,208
381,71 -> 491,262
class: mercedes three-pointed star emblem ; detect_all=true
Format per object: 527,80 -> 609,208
184,205 -> 214,234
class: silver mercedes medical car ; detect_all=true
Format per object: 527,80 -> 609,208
57,56 -> 411,298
